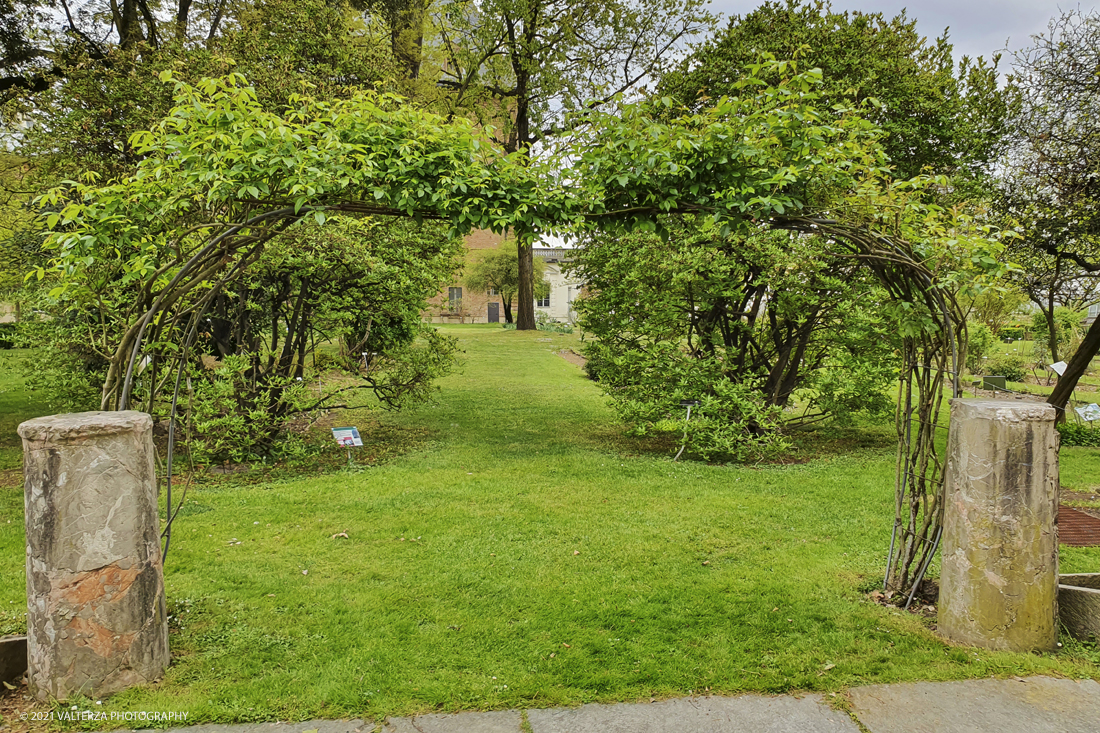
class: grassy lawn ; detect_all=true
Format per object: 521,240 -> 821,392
0,349 -> 54,471
0,326 -> 1098,724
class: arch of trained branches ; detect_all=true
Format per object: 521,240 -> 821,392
42,69 -> 999,597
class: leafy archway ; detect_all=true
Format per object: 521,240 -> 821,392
41,66 -> 1004,593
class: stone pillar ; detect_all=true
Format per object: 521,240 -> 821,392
938,399 -> 1059,651
18,411 -> 168,701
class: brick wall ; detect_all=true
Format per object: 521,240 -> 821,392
426,229 -> 506,323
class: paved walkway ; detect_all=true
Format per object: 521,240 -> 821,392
140,676 -> 1100,733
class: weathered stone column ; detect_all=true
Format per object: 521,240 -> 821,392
19,411 -> 168,701
938,399 -> 1059,651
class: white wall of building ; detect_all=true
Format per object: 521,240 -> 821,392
534,250 -> 583,323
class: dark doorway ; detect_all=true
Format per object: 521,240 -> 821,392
487,302 -> 500,323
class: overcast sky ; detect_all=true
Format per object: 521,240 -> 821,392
707,1 -> 1098,66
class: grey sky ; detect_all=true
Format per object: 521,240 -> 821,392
707,1 -> 1098,66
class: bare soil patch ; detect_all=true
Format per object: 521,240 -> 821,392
867,578 -> 939,623
0,678 -> 42,733
1063,488 -> 1100,519
558,349 -> 587,369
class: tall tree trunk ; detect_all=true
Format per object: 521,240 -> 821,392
516,237 -> 536,330
390,1 -> 425,79
206,0 -> 226,45
503,299 -> 514,324
1048,314 -> 1100,422
511,36 -> 537,330
119,0 -> 144,49
176,0 -> 193,41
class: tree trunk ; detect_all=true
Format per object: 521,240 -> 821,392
120,0 -> 144,49
176,0 -> 193,41
516,240 -> 535,330
510,45 -> 536,331
503,299 -> 514,324
1045,291 -> 1059,363
1048,314 -> 1100,422
390,2 -> 425,79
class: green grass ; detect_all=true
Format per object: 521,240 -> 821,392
0,348 -> 54,638
0,326 -> 1098,724
0,348 -> 53,469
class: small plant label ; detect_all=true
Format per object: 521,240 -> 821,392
1075,404 -> 1100,422
332,427 -> 363,447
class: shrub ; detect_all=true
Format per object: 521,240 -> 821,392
535,312 -> 574,333
1032,308 -> 1085,363
982,356 -> 1029,382
965,322 -> 995,373
501,319 -> 573,333
20,317 -> 105,412
592,342 -> 790,462
0,323 -> 17,349
187,355 -> 301,463
581,342 -> 611,382
1058,422 -> 1100,447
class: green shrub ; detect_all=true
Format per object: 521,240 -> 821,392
312,350 -> 339,372
1000,325 -> 1025,340
581,342 -> 611,382
501,320 -> 573,333
1058,422 -> 1100,447
591,341 -> 790,462
20,317 -> 105,412
188,355 -> 300,463
535,312 -> 574,333
1032,308 -> 1085,364
965,322 -> 995,373
982,356 -> 1029,382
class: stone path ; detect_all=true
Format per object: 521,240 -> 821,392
129,676 -> 1100,733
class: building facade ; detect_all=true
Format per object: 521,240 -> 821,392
425,229 -> 507,323
534,247 -> 584,323
425,233 -> 583,324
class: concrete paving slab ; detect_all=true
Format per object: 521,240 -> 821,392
140,721 -> 370,733
525,694 -> 858,733
381,710 -> 521,732
848,676 -> 1100,733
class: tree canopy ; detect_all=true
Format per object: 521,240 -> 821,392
658,0 -> 1009,184
997,8 -> 1100,414
40,65 -> 1006,395
6,0 -> 397,184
